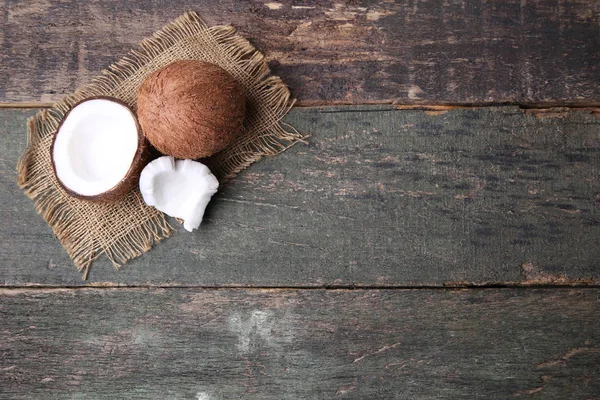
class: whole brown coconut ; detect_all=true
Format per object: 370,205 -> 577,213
137,60 -> 246,159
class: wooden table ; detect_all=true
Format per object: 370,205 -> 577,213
1,1 -> 599,398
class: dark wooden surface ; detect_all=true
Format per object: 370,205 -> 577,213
2,1 -> 600,398
2,106 -> 599,286
1,288 -> 599,399
1,0 -> 600,105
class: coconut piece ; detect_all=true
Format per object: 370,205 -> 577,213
51,97 -> 148,202
139,156 -> 219,232
137,60 -> 246,159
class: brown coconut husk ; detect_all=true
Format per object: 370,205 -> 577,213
137,60 -> 246,160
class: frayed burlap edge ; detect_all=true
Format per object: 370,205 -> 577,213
16,12 -> 306,279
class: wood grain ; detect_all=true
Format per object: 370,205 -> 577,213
1,106 -> 598,286
0,0 -> 599,104
1,288 -> 599,399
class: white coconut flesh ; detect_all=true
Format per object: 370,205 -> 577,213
52,99 -> 139,197
139,156 -> 219,232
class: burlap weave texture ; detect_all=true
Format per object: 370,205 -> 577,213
17,12 -> 303,278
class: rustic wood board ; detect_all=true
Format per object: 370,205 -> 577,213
1,0 -> 599,105
0,288 -> 599,399
1,106 -> 598,286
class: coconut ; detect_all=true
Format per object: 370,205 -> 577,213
137,60 -> 246,159
139,156 -> 219,232
51,97 -> 148,202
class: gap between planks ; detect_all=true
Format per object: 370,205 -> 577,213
1,282 -> 599,292
2,101 -> 600,113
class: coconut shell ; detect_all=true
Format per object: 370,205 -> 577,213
51,96 -> 150,203
137,60 -> 246,159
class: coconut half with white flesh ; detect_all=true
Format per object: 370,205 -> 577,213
139,156 -> 219,232
51,97 -> 148,202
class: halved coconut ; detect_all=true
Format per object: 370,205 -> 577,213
51,97 -> 148,202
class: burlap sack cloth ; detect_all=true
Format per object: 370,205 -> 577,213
17,12 -> 304,279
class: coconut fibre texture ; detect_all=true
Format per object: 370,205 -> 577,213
17,12 -> 305,279
138,60 -> 246,159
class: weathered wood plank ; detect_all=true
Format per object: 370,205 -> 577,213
0,288 -> 599,399
1,0 -> 599,104
1,106 -> 598,286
